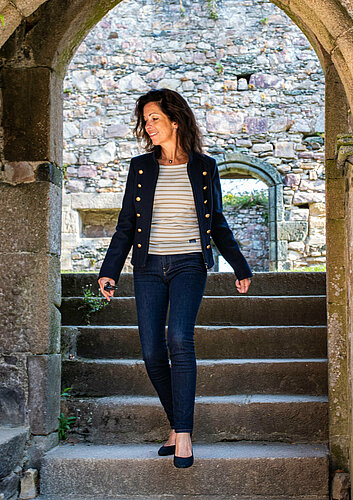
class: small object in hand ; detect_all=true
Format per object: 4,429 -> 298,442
104,282 -> 118,291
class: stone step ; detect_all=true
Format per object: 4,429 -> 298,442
61,394 -> 328,444
62,271 -> 326,297
40,442 -> 329,498
62,358 -> 328,397
61,295 -> 327,326
39,496 -> 329,500
62,325 -> 327,359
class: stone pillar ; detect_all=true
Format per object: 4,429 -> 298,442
0,66 -> 63,466
325,61 -> 351,475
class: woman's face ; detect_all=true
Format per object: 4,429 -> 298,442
143,101 -> 178,147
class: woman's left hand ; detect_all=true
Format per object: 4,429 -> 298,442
235,277 -> 251,294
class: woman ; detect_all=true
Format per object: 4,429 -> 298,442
98,88 -> 253,468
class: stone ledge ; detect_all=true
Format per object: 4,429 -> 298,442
0,427 -> 29,480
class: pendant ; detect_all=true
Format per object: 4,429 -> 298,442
169,159 -> 172,163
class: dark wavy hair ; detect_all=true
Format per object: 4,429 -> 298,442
133,88 -> 203,157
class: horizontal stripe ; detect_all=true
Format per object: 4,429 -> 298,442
148,162 -> 202,254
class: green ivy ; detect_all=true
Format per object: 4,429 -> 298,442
223,190 -> 269,225
82,283 -> 109,325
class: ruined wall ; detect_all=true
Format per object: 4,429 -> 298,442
61,0 -> 326,273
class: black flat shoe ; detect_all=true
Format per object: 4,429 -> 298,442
158,444 -> 176,456
173,452 -> 194,468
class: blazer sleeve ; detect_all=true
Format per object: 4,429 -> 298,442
98,159 -> 136,283
210,158 -> 254,281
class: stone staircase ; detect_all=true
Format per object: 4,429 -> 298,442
39,271 -> 329,500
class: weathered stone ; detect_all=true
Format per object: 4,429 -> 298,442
71,70 -> 99,92
277,221 -> 308,241
63,151 -> 78,164
19,469 -> 38,499
63,122 -> 79,139
284,173 -> 301,187
117,72 -> 148,92
249,73 -> 281,88
27,354 -> 61,435
0,254 -> 61,355
0,183 -> 61,254
80,118 -> 104,138
78,165 -> 97,178
65,179 -> 86,192
252,143 -> 273,153
275,142 -> 295,158
0,427 -> 28,479
237,78 -> 248,90
206,110 -> 244,134
245,117 -> 268,134
0,469 -> 20,499
291,118 -> 312,133
106,124 -> 131,138
26,433 -> 59,470
290,208 -> 309,220
89,141 -> 116,163
310,203 -> 326,216
293,191 -> 325,205
331,471 -> 350,500
299,179 -> 325,192
145,67 -> 166,81
269,116 -> 290,133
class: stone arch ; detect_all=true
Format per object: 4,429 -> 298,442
217,153 -> 285,271
1,0 -> 353,485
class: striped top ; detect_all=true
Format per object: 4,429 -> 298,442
148,163 -> 203,255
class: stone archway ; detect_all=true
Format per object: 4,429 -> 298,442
218,152 -> 285,271
1,0 -> 353,489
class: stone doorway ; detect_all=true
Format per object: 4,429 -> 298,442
1,0 -> 353,494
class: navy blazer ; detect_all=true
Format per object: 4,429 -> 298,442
98,150 -> 253,283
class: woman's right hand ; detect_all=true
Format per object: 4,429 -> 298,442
98,277 -> 116,302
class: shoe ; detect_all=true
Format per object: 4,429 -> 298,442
173,452 -> 194,468
158,444 -> 176,456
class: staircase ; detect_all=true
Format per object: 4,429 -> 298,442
40,271 -> 329,500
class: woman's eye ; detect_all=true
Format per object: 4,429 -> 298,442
153,117 -> 158,121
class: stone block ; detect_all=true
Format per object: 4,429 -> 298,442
326,177 -> 345,220
331,471 -> 350,499
278,221 -> 308,241
0,356 -> 27,425
244,117 -> 268,135
0,183 -> 61,255
284,173 -> 301,187
27,354 -> 61,435
206,110 -> 244,134
0,470 -> 20,500
0,254 -> 61,354
2,67 -> 62,164
275,142 -> 295,158
293,190 -> 325,205
19,468 -> 38,499
0,427 -> 29,479
26,433 -> 59,470
290,207 -> 309,220
106,123 -> 130,138
309,202 -> 326,216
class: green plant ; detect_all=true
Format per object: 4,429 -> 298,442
223,190 -> 269,209
82,283 -> 109,324
62,163 -> 69,180
215,61 -> 224,75
58,412 -> 76,440
0,14 -> 5,27
291,265 -> 326,272
61,387 -> 73,398
179,0 -> 185,16
207,0 -> 218,19
260,17 -> 269,25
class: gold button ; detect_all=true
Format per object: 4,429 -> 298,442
137,243 -> 142,248
203,171 -> 207,176
206,245 -> 211,249
137,213 -> 141,217
139,170 -> 143,174
204,200 -> 207,204
136,197 -> 141,201
203,186 -> 207,190
207,229 -> 211,234
137,228 -> 142,232
138,184 -> 142,188
205,214 -> 210,218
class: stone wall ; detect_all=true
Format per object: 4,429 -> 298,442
61,0 -> 326,273
216,204 -> 269,272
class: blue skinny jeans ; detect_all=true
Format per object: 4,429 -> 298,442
133,252 -> 207,433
